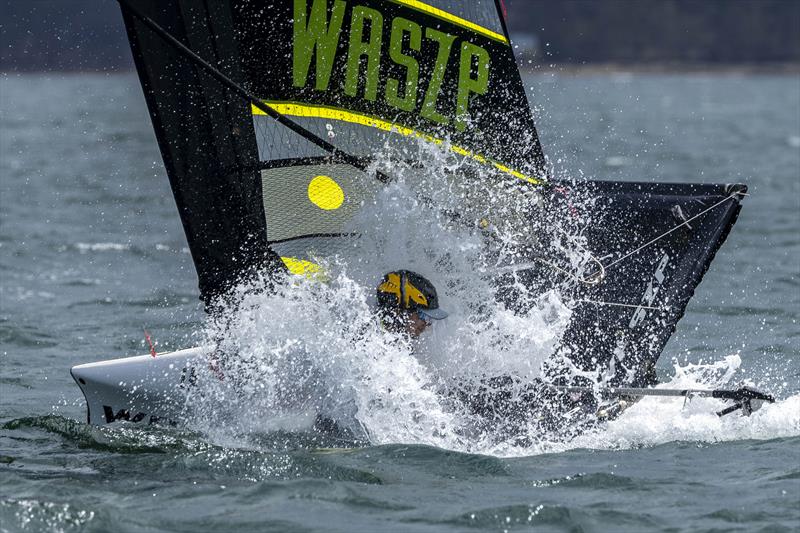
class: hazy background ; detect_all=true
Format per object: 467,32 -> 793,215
1,2 -> 799,532
1,0 -> 799,72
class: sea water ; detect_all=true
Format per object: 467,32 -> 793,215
1,72 -> 798,532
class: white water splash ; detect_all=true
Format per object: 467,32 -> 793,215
188,273 -> 465,448
185,137 -> 580,451
185,138 -> 797,457
562,356 -> 800,454
75,242 -> 130,253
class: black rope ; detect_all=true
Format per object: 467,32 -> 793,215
117,0 -> 391,183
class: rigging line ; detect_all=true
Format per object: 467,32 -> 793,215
495,191 -> 744,285
572,299 -> 668,311
590,191 -> 746,276
117,0 -> 391,184
492,256 -> 603,286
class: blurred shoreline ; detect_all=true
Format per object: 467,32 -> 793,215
522,62 -> 800,75
3,63 -> 799,77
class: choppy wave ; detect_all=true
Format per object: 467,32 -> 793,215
1,415 -> 190,454
0,498 -> 96,533
71,242 -> 190,255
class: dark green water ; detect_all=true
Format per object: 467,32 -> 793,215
1,72 -> 798,532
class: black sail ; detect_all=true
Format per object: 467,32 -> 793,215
119,0 -> 746,390
543,181 -> 746,388
121,0 -> 283,308
120,0 -> 545,307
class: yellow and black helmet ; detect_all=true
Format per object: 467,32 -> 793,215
376,270 -> 448,320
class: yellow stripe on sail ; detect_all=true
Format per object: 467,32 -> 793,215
280,256 -> 326,280
252,102 -> 541,185
389,0 -> 509,44
256,101 -> 427,139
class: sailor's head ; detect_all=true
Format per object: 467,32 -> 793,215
376,270 -> 448,337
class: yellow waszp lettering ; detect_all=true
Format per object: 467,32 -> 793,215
420,28 -> 456,125
385,17 -> 421,112
291,1 -> 494,131
344,6 -> 384,100
455,42 -> 490,131
293,0 -> 346,91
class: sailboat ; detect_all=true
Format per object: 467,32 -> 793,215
72,0 -> 771,432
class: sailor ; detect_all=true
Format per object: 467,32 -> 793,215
311,270 -> 448,440
374,270 -> 598,440
375,270 -> 448,338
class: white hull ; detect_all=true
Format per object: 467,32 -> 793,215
71,347 -> 209,426
71,348 -> 369,440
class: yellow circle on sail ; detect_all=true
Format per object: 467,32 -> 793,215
307,175 -> 344,210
